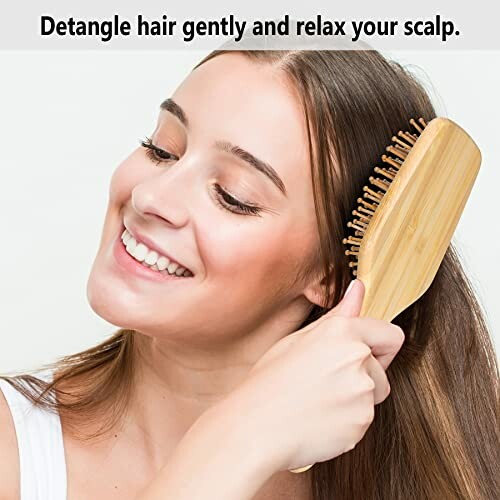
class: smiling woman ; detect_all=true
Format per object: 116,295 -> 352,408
0,49 -> 498,500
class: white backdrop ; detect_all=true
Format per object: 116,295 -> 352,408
0,50 -> 498,373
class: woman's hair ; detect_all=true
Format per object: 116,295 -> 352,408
2,50 -> 498,499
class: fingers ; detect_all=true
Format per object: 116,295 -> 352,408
327,279 -> 365,318
364,354 -> 390,405
354,318 -> 405,370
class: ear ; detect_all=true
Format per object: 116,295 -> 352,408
302,268 -> 335,309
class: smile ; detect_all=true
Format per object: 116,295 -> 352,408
121,229 -> 193,277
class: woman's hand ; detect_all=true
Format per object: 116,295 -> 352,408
137,279 -> 405,500
214,279 -> 405,473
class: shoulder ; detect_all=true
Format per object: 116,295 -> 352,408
0,379 -> 20,499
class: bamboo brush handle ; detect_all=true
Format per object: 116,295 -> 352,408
289,117 -> 481,474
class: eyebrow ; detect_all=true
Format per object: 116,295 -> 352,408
159,97 -> 287,197
214,140 -> 287,197
161,98 -> 189,128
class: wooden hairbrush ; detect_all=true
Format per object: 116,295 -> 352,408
289,117 -> 482,473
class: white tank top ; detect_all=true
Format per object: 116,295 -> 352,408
0,369 -> 67,499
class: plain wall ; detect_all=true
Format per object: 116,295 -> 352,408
0,50 -> 498,373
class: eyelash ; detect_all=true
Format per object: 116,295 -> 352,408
139,137 -> 262,216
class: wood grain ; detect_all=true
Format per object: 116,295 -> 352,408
358,117 -> 481,321
289,117 -> 481,474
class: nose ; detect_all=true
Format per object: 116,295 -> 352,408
131,159 -> 196,228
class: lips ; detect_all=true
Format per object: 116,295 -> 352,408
123,223 -> 193,275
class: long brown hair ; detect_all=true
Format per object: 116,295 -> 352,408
2,50 -> 499,499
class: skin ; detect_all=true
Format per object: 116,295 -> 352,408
65,52 -> 328,498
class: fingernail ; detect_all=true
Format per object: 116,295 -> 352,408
345,280 -> 356,296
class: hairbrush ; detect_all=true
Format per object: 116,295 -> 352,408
289,117 -> 482,473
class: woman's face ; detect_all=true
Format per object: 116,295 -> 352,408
87,52 -> 322,345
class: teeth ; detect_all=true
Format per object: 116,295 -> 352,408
145,250 -> 159,266
123,231 -> 132,244
131,243 -> 148,262
125,238 -> 137,253
167,262 -> 178,274
120,228 -> 193,277
156,256 -> 169,271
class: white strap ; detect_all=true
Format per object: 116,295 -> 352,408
0,370 -> 67,500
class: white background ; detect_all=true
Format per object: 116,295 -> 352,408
0,50 -> 498,374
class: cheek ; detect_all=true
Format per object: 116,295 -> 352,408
199,220 -> 308,289
94,150 -> 145,247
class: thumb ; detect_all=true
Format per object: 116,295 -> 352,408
328,279 -> 365,318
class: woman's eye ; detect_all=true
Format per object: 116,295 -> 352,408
140,136 -> 179,165
139,136 -> 262,217
212,183 -> 262,216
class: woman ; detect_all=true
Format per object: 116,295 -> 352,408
0,49 -> 498,499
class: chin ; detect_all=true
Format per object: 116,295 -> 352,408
85,261 -> 144,329
86,273 -> 128,329
85,266 -> 181,335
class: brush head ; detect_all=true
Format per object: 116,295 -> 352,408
343,117 -> 481,321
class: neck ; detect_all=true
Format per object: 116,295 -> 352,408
122,297 -> 312,469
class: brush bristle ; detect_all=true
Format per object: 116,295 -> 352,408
343,117 -> 429,277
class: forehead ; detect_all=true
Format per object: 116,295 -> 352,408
170,52 -> 312,198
